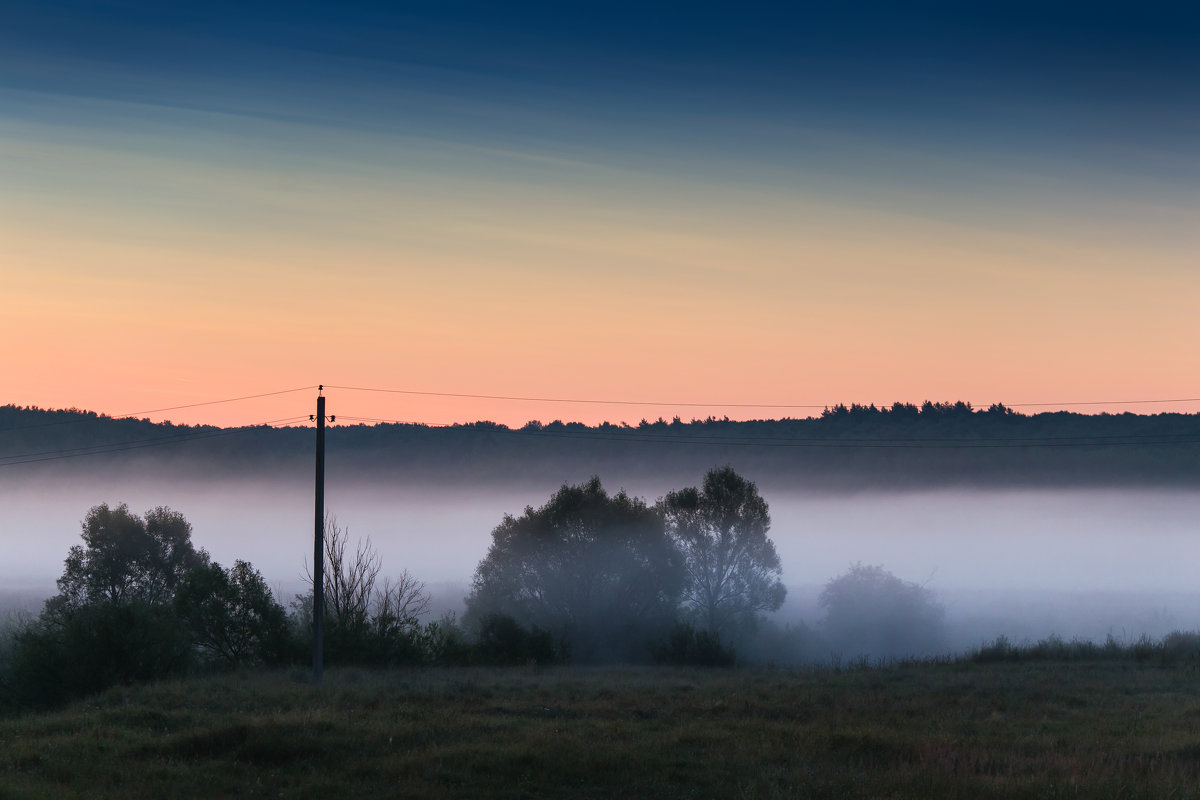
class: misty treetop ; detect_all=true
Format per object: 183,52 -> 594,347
464,468 -> 792,663
658,466 -> 786,640
57,503 -> 210,609
465,477 -> 686,663
819,563 -> 946,660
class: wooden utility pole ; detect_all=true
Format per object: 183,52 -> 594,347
312,388 -> 326,687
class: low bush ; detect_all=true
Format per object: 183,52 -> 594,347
473,614 -> 566,666
652,622 -> 736,667
8,602 -> 191,709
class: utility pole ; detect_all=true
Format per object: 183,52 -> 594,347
311,386 -> 331,687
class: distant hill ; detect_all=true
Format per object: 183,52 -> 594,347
2,402 -> 1199,489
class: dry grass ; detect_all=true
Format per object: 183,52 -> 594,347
3,661 -> 1200,798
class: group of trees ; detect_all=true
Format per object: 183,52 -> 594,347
462,469 -> 947,665
5,504 -> 295,708
464,467 -> 788,663
0,466 -> 951,709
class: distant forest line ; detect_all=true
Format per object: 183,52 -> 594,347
3,402 -> 1199,489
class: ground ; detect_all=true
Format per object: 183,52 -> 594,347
3,660 -> 1200,799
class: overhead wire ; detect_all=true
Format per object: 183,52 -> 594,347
325,385 -> 828,408
0,386 -> 319,435
325,384 -> 1200,410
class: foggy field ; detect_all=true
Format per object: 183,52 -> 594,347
5,471 -> 1200,654
5,659 -> 1200,799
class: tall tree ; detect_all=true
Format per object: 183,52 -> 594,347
465,477 -> 685,662
174,560 -> 290,666
57,503 -> 209,608
658,466 -> 786,639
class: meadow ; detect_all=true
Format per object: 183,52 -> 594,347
4,651 -> 1200,799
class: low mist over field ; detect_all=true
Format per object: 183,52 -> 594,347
5,467 -> 1198,656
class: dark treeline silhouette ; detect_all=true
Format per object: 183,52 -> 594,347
3,402 -> 1199,487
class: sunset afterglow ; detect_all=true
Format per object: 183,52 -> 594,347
3,3 -> 1198,427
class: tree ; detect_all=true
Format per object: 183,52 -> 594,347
658,466 -> 786,640
174,560 -> 290,666
320,516 -> 383,629
301,516 -> 431,666
56,503 -> 209,609
818,563 -> 945,660
465,477 -> 685,663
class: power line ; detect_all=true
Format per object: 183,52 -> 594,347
325,384 -> 1200,411
326,385 -> 829,409
116,386 -> 319,417
0,386 -> 319,435
1007,397 -> 1200,407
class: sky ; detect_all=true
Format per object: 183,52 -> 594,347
3,1 -> 1198,428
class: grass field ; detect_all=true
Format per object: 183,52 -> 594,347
3,659 -> 1200,799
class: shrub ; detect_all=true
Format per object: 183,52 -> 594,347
652,622 -> 736,667
419,614 -> 473,666
174,561 -> 293,667
473,614 -> 565,666
9,602 -> 190,709
1162,630 -> 1200,663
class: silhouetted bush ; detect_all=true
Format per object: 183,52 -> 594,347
1162,631 -> 1200,663
970,631 -> 1200,665
652,622 -> 736,667
9,603 -> 190,709
736,618 -> 823,667
418,614 -> 473,666
292,518 -> 432,668
473,614 -> 565,666
175,561 -> 292,667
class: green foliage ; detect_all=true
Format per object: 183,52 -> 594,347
465,477 -> 685,663
8,602 -> 190,709
2,504 -> 301,709
325,613 -> 425,668
57,503 -> 209,609
658,466 -> 786,640
174,561 -> 291,667
4,503 -> 215,708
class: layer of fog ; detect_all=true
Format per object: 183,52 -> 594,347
3,470 -> 1199,653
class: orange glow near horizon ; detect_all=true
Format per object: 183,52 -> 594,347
6,201 -> 1200,430
5,98 -> 1199,432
